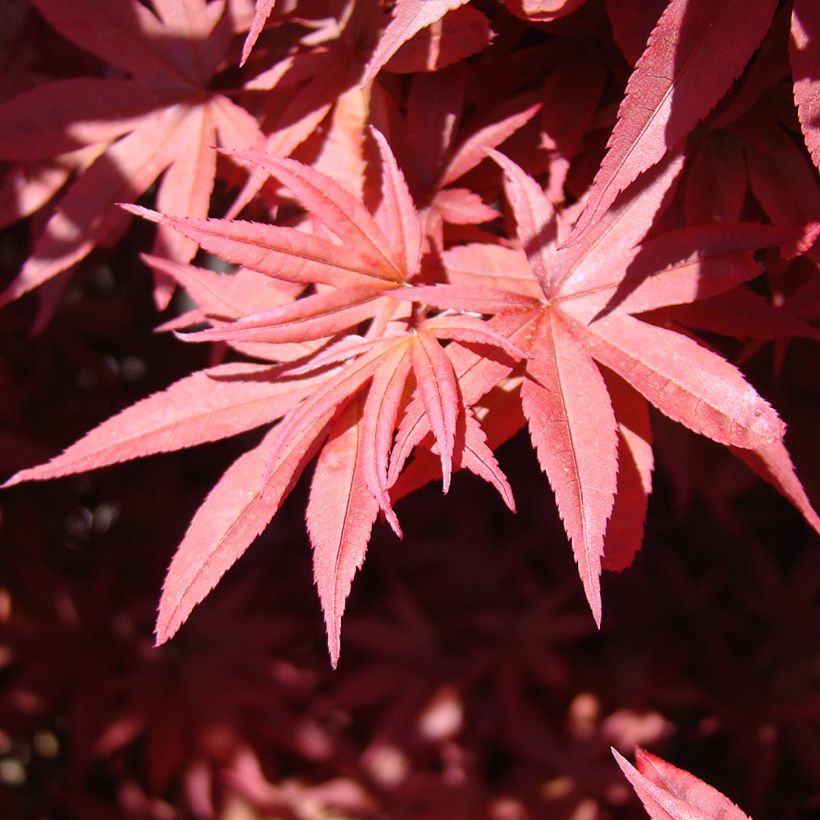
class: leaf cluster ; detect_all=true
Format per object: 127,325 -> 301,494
1,2 -> 818,814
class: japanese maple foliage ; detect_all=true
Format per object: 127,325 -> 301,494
2,0 -> 820,814
0,0 -> 269,309
613,747 -> 753,820
5,0 -> 819,661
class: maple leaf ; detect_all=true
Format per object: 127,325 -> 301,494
0,0 -> 266,308
613,747 -> 753,820
241,0 -> 276,65
388,150 -> 814,624
379,3 -> 492,75
378,65 -> 541,247
226,0 -> 384,217
568,0 -> 779,245
790,0 -> 820,173
360,0 -> 472,86
7,136 -> 521,666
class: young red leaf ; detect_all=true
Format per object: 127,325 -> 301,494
262,341 -> 395,481
452,152 -> 805,613
424,314 -> 528,360
387,311 -> 535,487
442,242 -> 543,298
460,412 -> 516,513
370,127 -> 423,277
152,105 -> 218,268
567,0 -> 778,244
580,313 -> 784,449
226,149 -> 405,279
602,375 -> 653,572
487,147 -> 556,293
551,151 -> 686,297
361,341 -> 413,537
564,223 -> 801,323
613,747 -> 753,820
139,254 -> 297,321
388,403 -> 518,513
306,399 -> 380,667
282,335 -> 386,377
309,83 -> 370,199
409,329 -> 461,493
437,97 -> 542,188
224,53 -> 360,220
432,188 -> 499,225
521,311 -> 618,626
732,440 -> 820,535
180,289 -> 387,345
387,283 -> 539,315
156,416 -> 331,645
126,208 -> 401,288
3,363 -> 315,486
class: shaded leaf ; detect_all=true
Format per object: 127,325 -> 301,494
361,0 -> 471,86
568,0 -> 778,243
791,0 -> 820,172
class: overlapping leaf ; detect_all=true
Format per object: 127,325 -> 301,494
568,0 -> 779,244
4,0 -> 819,677
390,150 -> 814,623
7,140 -> 524,663
0,0 -> 265,308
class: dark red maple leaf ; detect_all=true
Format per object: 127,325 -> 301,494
0,0 -> 266,308
790,0 -> 820,173
375,64 -> 541,249
569,0 -> 780,245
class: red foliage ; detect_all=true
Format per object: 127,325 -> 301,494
614,746 -> 753,819
0,0 -> 818,817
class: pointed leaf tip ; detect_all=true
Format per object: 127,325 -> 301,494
361,0 -> 473,86
119,203 -> 162,223
614,746 -> 753,820
241,0 -> 276,66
